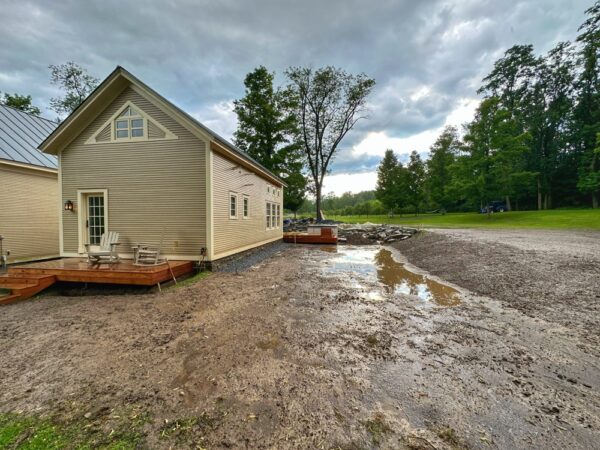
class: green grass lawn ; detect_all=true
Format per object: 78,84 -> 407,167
0,411 -> 145,450
322,209 -> 600,229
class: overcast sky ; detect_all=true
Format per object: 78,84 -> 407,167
0,0 -> 591,195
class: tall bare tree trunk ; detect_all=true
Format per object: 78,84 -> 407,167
544,193 -> 552,210
593,191 -> 598,209
537,177 -> 543,210
505,196 -> 512,211
315,183 -> 323,221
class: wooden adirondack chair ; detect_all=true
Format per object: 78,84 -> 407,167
85,232 -> 120,264
133,229 -> 166,266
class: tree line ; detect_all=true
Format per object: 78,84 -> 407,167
377,2 -> 600,213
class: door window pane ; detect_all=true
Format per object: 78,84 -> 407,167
87,195 -> 105,245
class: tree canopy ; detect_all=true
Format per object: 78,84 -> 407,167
0,93 -> 41,115
285,66 -> 375,219
49,62 -> 99,117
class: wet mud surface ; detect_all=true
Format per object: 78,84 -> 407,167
1,231 -> 599,449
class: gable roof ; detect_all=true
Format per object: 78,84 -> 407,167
0,104 -> 57,170
39,66 -> 285,186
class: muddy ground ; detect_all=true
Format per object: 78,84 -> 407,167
0,229 -> 599,449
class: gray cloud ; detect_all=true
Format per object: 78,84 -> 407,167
0,0 -> 590,174
329,150 -> 382,174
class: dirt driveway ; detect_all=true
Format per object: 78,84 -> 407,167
0,230 -> 599,449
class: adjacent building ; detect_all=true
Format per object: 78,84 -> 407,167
0,104 -> 58,263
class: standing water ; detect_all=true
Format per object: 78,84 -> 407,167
322,246 -> 461,306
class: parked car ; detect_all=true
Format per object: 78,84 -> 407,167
479,201 -> 507,213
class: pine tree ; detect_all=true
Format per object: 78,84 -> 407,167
426,126 -> 460,211
406,151 -> 426,215
375,149 -> 405,212
233,66 -> 307,212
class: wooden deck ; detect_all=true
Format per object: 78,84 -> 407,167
0,258 -> 194,305
9,258 -> 195,285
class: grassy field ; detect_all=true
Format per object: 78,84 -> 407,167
320,209 -> 600,229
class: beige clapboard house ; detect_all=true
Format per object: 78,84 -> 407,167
0,105 -> 59,263
39,66 -> 284,263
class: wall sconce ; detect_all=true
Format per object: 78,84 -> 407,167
64,200 -> 74,212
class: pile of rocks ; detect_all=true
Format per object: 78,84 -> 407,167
338,223 -> 419,245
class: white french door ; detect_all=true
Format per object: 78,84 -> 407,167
77,190 -> 108,252
86,194 -> 105,245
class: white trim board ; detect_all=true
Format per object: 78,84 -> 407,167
84,100 -> 177,145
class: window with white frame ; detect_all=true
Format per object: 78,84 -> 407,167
115,106 -> 145,140
243,196 -> 249,219
276,204 -> 280,227
265,201 -> 279,229
266,202 -> 271,229
229,193 -> 238,219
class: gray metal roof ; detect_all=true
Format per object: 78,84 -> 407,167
0,104 -> 57,170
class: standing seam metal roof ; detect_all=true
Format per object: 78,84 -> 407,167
0,104 -> 58,169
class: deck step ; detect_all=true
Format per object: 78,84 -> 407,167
0,293 -> 23,305
0,273 -> 52,286
0,282 -> 31,290
0,274 -> 56,305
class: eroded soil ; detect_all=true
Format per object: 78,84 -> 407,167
1,230 -> 599,449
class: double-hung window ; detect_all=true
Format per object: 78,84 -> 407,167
265,202 -> 280,229
243,196 -> 249,219
266,202 -> 271,229
229,193 -> 238,219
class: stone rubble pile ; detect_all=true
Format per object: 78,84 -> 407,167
337,223 -> 419,244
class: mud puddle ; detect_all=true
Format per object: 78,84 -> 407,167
321,245 -> 461,306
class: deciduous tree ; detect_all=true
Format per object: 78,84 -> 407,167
574,1 -> 600,207
49,62 -> 99,117
0,93 -> 41,115
285,66 -> 375,220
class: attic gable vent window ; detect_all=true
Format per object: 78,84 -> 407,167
115,106 -> 145,140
